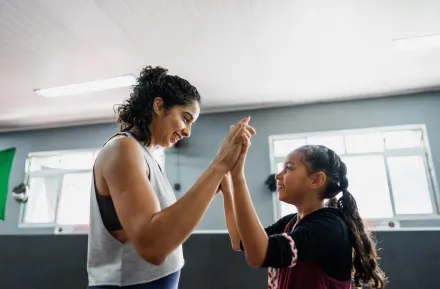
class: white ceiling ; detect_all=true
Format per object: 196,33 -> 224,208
1,0 -> 440,132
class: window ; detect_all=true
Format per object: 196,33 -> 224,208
269,125 -> 439,224
21,147 -> 165,229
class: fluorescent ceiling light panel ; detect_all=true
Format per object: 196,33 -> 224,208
35,75 -> 136,98
393,34 -> 440,51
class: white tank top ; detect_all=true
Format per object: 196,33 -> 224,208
87,132 -> 184,286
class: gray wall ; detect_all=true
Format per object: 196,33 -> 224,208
1,92 -> 440,235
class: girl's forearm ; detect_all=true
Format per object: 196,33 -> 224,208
231,175 -> 268,267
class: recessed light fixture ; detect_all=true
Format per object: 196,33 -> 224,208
393,34 -> 440,51
35,75 -> 136,98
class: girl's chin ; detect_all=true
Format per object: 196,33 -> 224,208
277,192 -> 286,201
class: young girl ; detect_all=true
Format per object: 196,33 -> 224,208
221,138 -> 386,289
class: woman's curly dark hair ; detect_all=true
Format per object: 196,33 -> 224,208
297,145 -> 387,288
116,66 -> 201,144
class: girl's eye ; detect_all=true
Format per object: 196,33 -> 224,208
286,166 -> 293,172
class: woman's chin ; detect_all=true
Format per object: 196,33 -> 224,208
162,140 -> 174,148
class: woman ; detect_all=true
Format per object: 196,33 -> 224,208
87,66 -> 255,288
221,137 -> 386,288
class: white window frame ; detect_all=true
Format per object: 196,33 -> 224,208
19,147 -> 165,231
268,124 -> 440,230
19,148 -> 99,229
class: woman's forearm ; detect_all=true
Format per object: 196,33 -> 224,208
144,162 -> 226,263
222,192 -> 241,251
231,175 -> 268,267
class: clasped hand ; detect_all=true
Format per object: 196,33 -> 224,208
215,116 -> 255,195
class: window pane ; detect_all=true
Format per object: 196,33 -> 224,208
29,156 -> 59,172
24,176 -> 59,224
307,135 -> 345,154
342,156 -> 393,218
56,172 -> 92,225
59,152 -> 94,170
93,149 -> 100,161
276,162 -> 284,173
387,156 -> 433,214
280,201 -> 297,217
385,130 -> 422,149
345,133 -> 384,153
273,139 -> 306,157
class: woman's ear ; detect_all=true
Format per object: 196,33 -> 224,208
153,97 -> 164,116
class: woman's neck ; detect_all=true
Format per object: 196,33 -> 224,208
128,127 -> 157,151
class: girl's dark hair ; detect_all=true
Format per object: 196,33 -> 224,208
116,66 -> 201,144
297,145 -> 386,288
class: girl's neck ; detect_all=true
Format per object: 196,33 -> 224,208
296,201 -> 325,222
